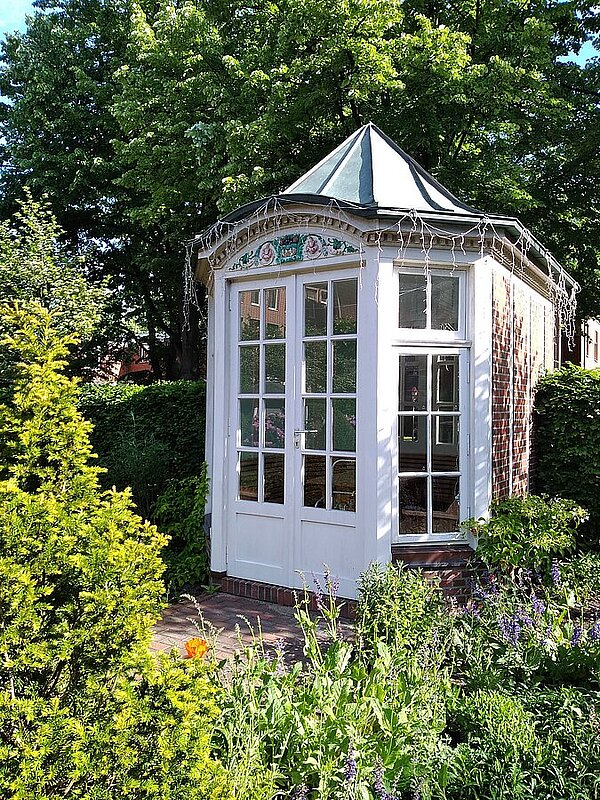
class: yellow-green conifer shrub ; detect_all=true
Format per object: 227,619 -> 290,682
0,304 -> 231,800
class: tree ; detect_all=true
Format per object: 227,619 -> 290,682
0,303 -> 231,798
0,191 -> 113,382
1,0 -> 599,375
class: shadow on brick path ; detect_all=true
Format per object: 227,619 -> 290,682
151,591 -> 352,663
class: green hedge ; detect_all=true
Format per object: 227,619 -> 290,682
534,364 -> 600,545
78,381 -> 206,519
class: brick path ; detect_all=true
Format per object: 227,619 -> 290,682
151,591 -> 330,662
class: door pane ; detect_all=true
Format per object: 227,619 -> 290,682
434,356 -> 459,411
432,416 -> 459,471
265,287 -> 286,339
264,399 -> 285,448
240,399 -> 259,447
304,399 -> 326,451
239,452 -> 259,501
399,476 -> 427,533
239,345 -> 260,393
399,417 -> 427,472
305,341 -> 327,393
399,273 -> 427,329
332,398 -> 356,452
304,455 -> 326,508
239,291 -> 261,340
332,339 -> 356,392
431,275 -> 459,331
264,344 -> 285,393
399,355 -> 427,411
264,453 -> 285,504
332,458 -> 356,511
432,477 -> 459,532
333,279 -> 357,334
304,282 -> 328,336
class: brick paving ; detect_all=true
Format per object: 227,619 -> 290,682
151,590 -> 344,662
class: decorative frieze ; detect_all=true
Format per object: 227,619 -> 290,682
227,232 -> 360,272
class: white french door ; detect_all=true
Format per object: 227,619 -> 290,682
227,271 -> 361,595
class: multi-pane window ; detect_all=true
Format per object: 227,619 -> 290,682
396,267 -> 466,539
302,278 -> 358,512
237,286 -> 287,504
397,353 -> 462,536
399,270 -> 462,334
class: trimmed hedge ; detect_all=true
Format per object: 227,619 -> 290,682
78,381 -> 206,519
534,364 -> 600,545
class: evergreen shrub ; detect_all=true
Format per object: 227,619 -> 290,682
0,303 -> 230,799
78,380 -> 206,518
534,364 -> 600,546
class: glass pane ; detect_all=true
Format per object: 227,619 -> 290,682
264,399 -> 285,449
239,452 -> 259,501
265,287 -> 286,339
305,341 -> 327,393
264,453 -> 285,504
434,356 -> 459,411
398,416 -> 427,472
304,399 -> 326,451
239,345 -> 260,393
239,291 -> 261,340
333,279 -> 357,334
332,458 -> 356,512
399,355 -> 427,411
332,398 -> 356,452
240,398 -> 259,447
431,275 -> 459,331
432,477 -> 459,532
264,344 -> 285,393
399,273 -> 426,329
304,455 -> 326,508
399,476 -> 427,533
432,416 -> 459,471
332,340 -> 356,393
304,282 -> 328,336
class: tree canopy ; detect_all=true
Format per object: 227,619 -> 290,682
1,0 -> 598,373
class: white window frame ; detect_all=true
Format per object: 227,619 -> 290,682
392,265 -> 470,544
395,266 -> 468,344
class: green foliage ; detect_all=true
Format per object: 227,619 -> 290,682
212,576 -> 451,799
355,561 -> 449,662
78,380 -> 206,517
562,551 -> 600,604
153,469 -> 210,594
466,495 -> 587,573
447,690 -> 542,798
534,365 -> 600,545
0,303 -> 231,799
0,192 -> 107,381
1,0 -> 599,374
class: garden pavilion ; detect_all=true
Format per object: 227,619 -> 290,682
193,123 -> 577,600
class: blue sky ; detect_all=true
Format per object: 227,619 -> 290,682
0,0 -> 598,63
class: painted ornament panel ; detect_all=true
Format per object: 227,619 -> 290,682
229,233 -> 359,272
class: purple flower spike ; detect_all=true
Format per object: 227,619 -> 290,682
531,594 -> 546,616
344,744 -> 357,783
571,625 -> 583,647
498,614 -> 521,646
589,621 -> 600,642
551,560 -> 561,588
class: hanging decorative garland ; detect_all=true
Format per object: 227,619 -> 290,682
183,196 -> 578,348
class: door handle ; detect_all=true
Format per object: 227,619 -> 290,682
293,429 -> 318,448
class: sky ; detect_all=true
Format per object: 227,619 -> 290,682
0,0 -> 598,63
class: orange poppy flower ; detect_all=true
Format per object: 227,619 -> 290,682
185,637 -> 209,659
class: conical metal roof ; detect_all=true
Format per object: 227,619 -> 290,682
284,122 -> 480,214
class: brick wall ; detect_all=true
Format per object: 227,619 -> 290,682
491,267 -> 554,499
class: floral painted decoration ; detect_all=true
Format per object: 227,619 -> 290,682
230,233 -> 359,272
